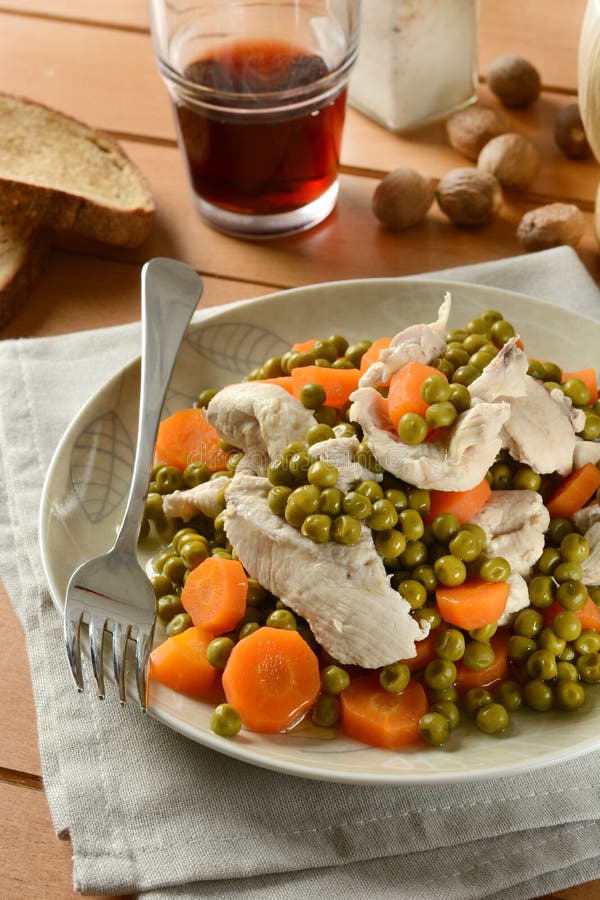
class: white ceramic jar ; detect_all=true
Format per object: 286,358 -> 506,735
348,0 -> 479,132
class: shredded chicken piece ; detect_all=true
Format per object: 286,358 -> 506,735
162,475 -> 230,522
581,521 -> 600,585
359,293 -> 451,388
349,386 -> 509,491
498,573 -> 530,625
308,436 -> 382,492
224,471 -> 428,667
573,439 -> 600,469
470,489 -> 549,577
573,502 -> 600,534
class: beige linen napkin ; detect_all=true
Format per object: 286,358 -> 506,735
1,247 -> 599,900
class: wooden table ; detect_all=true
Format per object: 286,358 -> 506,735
1,2 -> 600,897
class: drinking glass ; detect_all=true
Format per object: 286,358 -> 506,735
149,0 -> 361,238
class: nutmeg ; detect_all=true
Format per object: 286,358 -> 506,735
446,104 -> 510,161
436,168 -> 503,226
486,54 -> 541,108
372,168 -> 435,229
478,133 -> 541,191
554,104 -> 592,159
517,203 -> 585,252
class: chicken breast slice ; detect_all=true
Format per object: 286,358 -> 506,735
308,436 -> 382,492
206,383 -> 315,475
162,475 -> 230,522
573,502 -> 600,534
224,471 -> 428,667
470,339 -> 580,476
498,573 -> 530,626
582,521 -> 600,585
470,489 -> 550,577
359,293 -> 451,388
349,386 -> 510,491
573,439 -> 600,469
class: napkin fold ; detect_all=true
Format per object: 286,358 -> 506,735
2,247 -> 600,900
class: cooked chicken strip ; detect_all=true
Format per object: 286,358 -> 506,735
573,439 -> 600,469
308,436 -> 382,492
498,573 -> 530,626
359,293 -> 451,388
573,502 -> 600,534
206,383 -> 314,475
470,339 -> 580,476
581,521 -> 600,584
224,471 -> 428,667
349,387 -> 510,491
162,475 -> 230,522
470,489 -> 550,577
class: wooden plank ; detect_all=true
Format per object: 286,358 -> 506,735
0,585 -> 43,777
0,780 -> 132,900
479,0 -> 587,93
0,0 -> 148,29
0,254 -> 277,339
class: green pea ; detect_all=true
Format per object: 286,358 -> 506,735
425,401 -> 458,429
495,680 -> 523,712
581,412 -> 600,441
433,358 -> 456,379
367,498 -> 399,531
507,634 -> 537,660
431,513 -> 461,544
196,388 -> 218,408
476,702 -> 509,734
331,515 -> 362,545
537,627 -> 566,657
145,492 -> 165,523
210,703 -> 242,737
424,658 -> 457,690
288,484 -> 321,516
444,346 -> 470,368
434,628 -> 465,661
523,679 -> 554,711
434,555 -> 467,587
157,593 -> 184,622
448,382 -> 471,412
384,488 -> 408,511
399,508 -> 425,541
536,547 -> 561,576
590,587 -> 600,607
419,712 -> 450,746
307,460 -> 338,488
207,636 -> 235,669
319,487 -> 343,516
527,359 -> 546,380
354,480 -> 383,502
541,361 -> 563,382
399,540 -> 428,569
182,462 -> 211,488
469,623 -> 498,642
301,514 -> 332,543
155,465 -> 184,494
560,533 -> 590,563
446,328 -> 469,342
559,643 -> 576,662
469,350 -> 496,371
431,700 -> 461,730
299,383 -> 327,410
574,630 -> 600,654
462,640 -> 495,671
238,621 -> 260,640
412,565 -> 438,594
466,317 -> 491,336
407,489 -> 431,516
375,529 -> 407,560
166,612 -> 192,637
380,662 -> 411,693
328,333 -> 349,356
306,423 -> 335,445
577,652 -> 600,683
421,375 -> 451,404
427,685 -> 459,704
265,609 -> 297,630
321,665 -> 350,695
163,556 -> 187,585
344,340 -> 372,367
309,694 -> 340,727
151,573 -> 174,599
554,680 -> 586,711
314,406 -> 338,427
562,377 -> 591,407
342,491 -> 373,520
245,579 -> 268,608
556,661 -> 579,683
479,556 -> 511,583
528,575 -> 556,608
556,579 -> 588,611
312,339 -> 339,363
397,412 -> 428,445
413,605 -> 442,630
180,539 -> 209,570
489,462 -> 513,490
463,687 -> 493,717
452,364 -> 480,386
526,649 -> 558,680
268,485 -> 293,516
548,517 -> 574,545
513,608 -> 544,638
512,466 -> 542,492
267,458 -> 294,487
397,578 -> 427,609
449,528 -> 483,562
490,319 -> 516,346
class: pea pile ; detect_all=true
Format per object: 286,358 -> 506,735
144,307 -> 600,749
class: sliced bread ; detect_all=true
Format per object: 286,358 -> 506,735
0,94 -> 155,248
0,223 -> 49,329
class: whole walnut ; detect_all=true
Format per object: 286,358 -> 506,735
486,55 -> 541,108
517,203 -> 585,252
478,133 -> 541,191
446,104 -> 509,161
436,168 -> 503,226
372,168 -> 435,229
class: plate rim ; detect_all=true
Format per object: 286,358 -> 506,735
38,276 -> 600,785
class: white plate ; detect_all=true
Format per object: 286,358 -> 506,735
39,277 -> 600,784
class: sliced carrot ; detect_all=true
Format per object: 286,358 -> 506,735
397,627 -> 440,672
455,630 -> 510,692
387,361 -> 446,431
148,626 -> 222,701
359,336 -> 393,375
222,627 -> 321,733
181,557 -> 248,635
290,365 -> 361,409
425,479 -> 491,525
543,597 -> 600,633
436,580 -> 510,630
255,376 -> 294,392
340,675 -> 428,749
562,368 -> 598,404
291,339 -> 317,353
154,407 -> 231,473
546,463 -> 600,519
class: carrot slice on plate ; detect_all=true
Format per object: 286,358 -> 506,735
149,626 -> 222,701
290,365 -> 361,409
359,336 -> 393,375
154,407 -> 231,472
181,557 -> 248,635
543,597 -> 600,633
455,630 -> 510,692
546,463 -> 600,519
561,368 -> 598,404
387,361 -> 445,431
425,479 -> 491,525
436,580 -> 510,630
340,675 -> 428,749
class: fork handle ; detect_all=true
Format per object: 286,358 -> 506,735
114,258 -> 203,556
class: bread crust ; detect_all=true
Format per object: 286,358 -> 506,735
0,227 -> 49,329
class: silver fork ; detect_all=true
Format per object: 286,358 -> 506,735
63,257 -> 203,708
